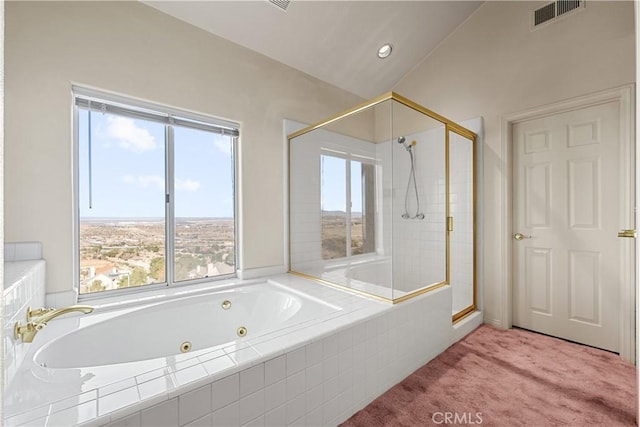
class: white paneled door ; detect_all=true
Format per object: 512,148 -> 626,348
512,101 -> 632,352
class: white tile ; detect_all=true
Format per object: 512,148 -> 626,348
322,335 -> 338,359
47,401 -> 98,426
136,367 -> 169,384
174,364 -> 208,388
305,406 -> 323,426
98,386 -> 140,417
264,355 -> 285,386
243,414 -> 265,427
305,341 -> 323,367
338,348 -> 353,374
338,327 -> 354,352
179,384 -> 212,426
323,396 -> 339,424
17,416 -> 47,427
286,370 -> 305,399
100,378 -> 138,397
305,384 -> 323,413
285,393 -> 305,425
14,242 -> 42,260
306,363 -> 323,390
264,379 -> 286,412
184,413 -> 212,427
225,345 -> 261,366
5,243 -> 16,261
138,375 -> 176,401
338,388 -> 354,420
104,412 -> 141,427
211,373 -> 239,412
202,354 -> 236,376
211,402 -> 239,427
141,398 -> 179,427
240,363 -> 264,397
239,389 -> 265,426
323,376 -> 340,403
339,369 -> 353,394
264,404 -> 286,427
50,390 -> 98,413
323,355 -> 339,380
286,347 -> 306,376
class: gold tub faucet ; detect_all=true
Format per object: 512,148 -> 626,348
14,305 -> 94,343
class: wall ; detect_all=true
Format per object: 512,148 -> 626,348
394,1 -> 635,325
4,1 -> 364,294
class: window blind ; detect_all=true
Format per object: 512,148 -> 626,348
75,96 -> 239,137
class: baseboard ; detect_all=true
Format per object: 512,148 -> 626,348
451,311 -> 483,343
237,265 -> 288,280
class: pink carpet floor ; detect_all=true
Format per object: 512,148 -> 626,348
341,325 -> 637,426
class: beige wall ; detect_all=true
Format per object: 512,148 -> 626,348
394,1 -> 635,325
4,1 -> 363,294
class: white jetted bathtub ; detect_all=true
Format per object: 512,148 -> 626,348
34,281 -> 339,369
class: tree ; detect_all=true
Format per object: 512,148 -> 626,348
150,257 -> 165,281
224,248 -> 235,266
130,267 -> 147,287
175,254 -> 200,279
117,274 -> 130,288
90,280 -> 105,293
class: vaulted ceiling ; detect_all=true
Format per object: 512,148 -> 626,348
144,1 -> 483,99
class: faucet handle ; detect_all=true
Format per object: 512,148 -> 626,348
27,306 -> 55,322
14,321 -> 43,342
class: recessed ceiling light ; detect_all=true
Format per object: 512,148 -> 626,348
377,44 -> 393,59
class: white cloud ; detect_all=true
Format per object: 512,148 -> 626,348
175,179 -> 201,192
213,140 -> 231,155
122,175 -> 164,190
108,116 -> 157,153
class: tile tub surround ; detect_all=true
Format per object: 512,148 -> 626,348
4,241 -> 44,262
4,244 -> 46,391
4,274 -> 474,427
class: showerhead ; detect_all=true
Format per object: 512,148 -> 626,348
397,136 -> 415,152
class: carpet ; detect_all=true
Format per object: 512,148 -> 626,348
341,325 -> 637,426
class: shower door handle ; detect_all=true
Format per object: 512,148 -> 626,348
513,233 -> 531,241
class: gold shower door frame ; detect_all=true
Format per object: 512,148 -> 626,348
288,92 -> 477,321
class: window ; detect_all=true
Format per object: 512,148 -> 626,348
320,153 -> 375,260
75,89 -> 238,295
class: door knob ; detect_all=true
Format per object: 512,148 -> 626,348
617,229 -> 636,238
514,233 -> 532,241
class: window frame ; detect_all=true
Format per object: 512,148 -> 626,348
73,87 -> 239,300
320,149 -> 376,261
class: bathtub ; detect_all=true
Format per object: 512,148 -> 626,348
4,273 -> 475,427
34,282 -> 340,369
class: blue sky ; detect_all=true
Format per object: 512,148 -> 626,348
321,154 -> 362,213
78,110 -> 234,218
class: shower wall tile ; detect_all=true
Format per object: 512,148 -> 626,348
4,241 -> 43,262
3,244 -> 46,391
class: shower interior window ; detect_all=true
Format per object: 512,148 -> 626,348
74,89 -> 238,295
320,152 -> 375,260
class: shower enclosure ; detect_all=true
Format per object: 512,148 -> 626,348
288,92 -> 476,320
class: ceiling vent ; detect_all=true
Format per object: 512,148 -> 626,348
268,0 -> 291,12
533,0 -> 584,28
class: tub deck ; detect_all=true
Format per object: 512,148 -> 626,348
4,274 -> 391,426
